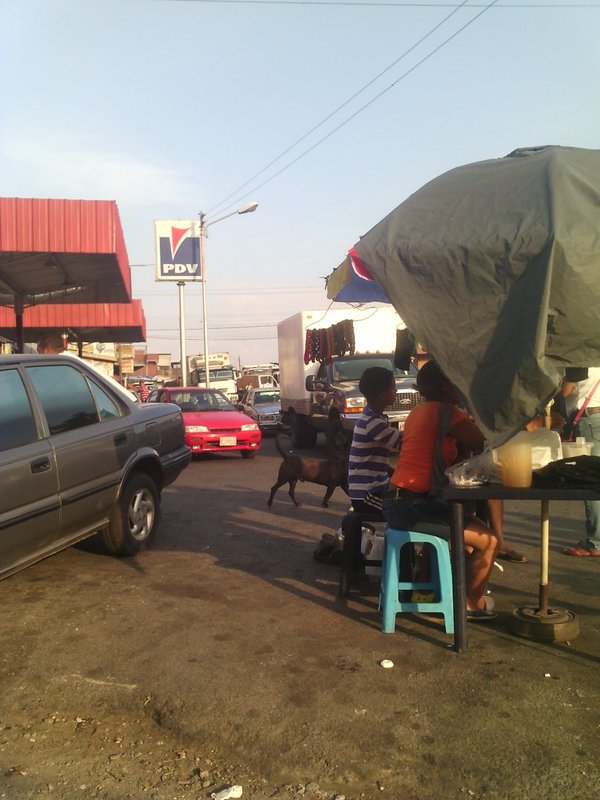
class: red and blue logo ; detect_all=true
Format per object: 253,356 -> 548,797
155,220 -> 201,281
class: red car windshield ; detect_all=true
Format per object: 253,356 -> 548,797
168,390 -> 234,412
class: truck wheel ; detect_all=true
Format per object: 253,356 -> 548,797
103,473 -> 160,556
304,423 -> 317,448
289,412 -> 307,448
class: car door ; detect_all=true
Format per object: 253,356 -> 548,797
0,365 -> 60,578
24,361 -> 135,543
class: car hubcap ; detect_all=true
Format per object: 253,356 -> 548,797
128,488 -> 155,541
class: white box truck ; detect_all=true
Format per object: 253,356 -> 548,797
189,353 -> 238,402
278,308 -> 420,447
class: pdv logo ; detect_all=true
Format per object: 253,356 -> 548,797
155,220 -> 202,282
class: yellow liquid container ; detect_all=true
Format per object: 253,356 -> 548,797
494,434 -> 533,488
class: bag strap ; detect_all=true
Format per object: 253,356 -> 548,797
566,379 -> 600,441
429,402 -> 454,499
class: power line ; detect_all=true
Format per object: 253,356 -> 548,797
135,286 -> 324,295
149,322 -> 277,330
208,0 -> 500,214
149,334 -> 277,341
171,1 -> 599,7
207,0 -> 473,215
206,0 -> 498,216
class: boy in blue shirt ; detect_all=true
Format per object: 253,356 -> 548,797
348,367 -> 403,512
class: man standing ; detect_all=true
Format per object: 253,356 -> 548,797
37,333 -> 64,354
562,367 -> 600,557
139,382 -> 150,403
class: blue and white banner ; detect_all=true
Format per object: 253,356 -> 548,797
154,220 -> 202,282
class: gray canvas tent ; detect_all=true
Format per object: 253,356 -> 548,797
351,146 -> 600,445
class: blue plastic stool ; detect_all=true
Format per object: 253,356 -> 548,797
380,526 -> 454,634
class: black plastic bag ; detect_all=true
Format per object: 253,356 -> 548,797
532,455 -> 600,489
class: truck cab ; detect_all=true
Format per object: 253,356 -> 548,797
304,354 -> 419,442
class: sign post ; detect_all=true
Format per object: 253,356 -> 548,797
155,220 -> 202,386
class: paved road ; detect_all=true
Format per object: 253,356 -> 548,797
1,435 -> 599,800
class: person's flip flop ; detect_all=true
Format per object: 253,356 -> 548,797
497,549 -> 528,563
466,609 -> 497,622
562,546 -> 600,557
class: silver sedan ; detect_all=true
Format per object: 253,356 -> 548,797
238,387 -> 283,433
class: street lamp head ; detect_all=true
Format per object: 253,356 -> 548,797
238,201 -> 258,215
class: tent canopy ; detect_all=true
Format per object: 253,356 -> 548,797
343,146 -> 600,444
326,248 -> 389,303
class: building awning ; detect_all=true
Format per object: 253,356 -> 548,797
0,300 -> 146,344
0,197 -> 132,305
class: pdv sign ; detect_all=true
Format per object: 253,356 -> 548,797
155,220 -> 202,282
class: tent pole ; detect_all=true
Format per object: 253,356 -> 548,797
15,295 -> 24,353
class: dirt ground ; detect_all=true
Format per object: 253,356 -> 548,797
1,436 -> 599,800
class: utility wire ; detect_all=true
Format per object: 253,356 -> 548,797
209,0 -> 499,215
207,0 -> 472,215
173,1 -> 599,7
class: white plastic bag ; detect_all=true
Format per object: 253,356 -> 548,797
445,451 -> 500,485
361,526 -> 384,576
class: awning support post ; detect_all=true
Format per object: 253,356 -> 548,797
15,295 -> 24,354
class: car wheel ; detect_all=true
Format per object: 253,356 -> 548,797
241,450 -> 256,458
103,473 -> 161,556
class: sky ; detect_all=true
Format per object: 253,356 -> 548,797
2,0 -> 599,367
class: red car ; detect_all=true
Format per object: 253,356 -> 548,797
148,387 -> 261,458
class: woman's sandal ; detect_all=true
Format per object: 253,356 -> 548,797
466,608 -> 497,622
497,548 -> 527,563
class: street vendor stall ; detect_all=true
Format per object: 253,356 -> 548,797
327,146 -> 600,648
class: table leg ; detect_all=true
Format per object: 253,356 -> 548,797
450,501 -> 468,653
538,499 -> 550,614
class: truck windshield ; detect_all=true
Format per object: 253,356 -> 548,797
195,368 -> 235,381
331,358 -> 417,381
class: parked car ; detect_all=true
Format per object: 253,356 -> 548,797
148,386 -> 261,458
0,354 -> 191,581
238,387 -> 283,433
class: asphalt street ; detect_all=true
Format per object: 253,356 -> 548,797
1,435 -> 599,800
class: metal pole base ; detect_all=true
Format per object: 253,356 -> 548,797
507,606 -> 580,642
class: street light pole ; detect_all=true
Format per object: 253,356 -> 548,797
198,201 -> 258,390
178,281 -> 188,386
199,213 -> 209,387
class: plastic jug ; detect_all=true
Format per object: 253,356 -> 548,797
527,428 -> 562,469
562,437 -> 593,458
493,433 -> 533,488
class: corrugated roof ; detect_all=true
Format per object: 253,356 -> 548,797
0,197 -> 132,304
0,299 -> 146,343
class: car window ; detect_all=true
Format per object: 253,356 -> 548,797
0,369 -> 39,451
169,390 -> 234,411
88,380 -> 121,421
26,364 -> 99,435
254,391 -> 280,404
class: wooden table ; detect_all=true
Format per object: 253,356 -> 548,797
443,484 -> 600,653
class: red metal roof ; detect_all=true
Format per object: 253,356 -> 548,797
0,300 -> 146,343
0,198 -> 132,304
